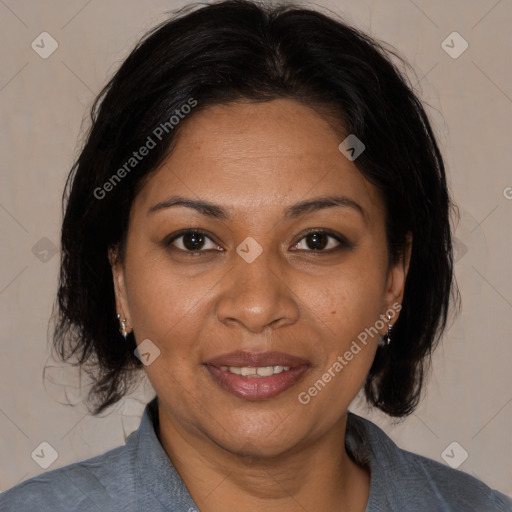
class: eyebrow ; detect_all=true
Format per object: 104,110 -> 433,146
147,194 -> 366,222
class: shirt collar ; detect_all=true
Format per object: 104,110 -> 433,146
135,396 -> 199,510
347,411 -> 406,510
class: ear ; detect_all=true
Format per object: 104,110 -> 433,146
108,245 -> 131,325
384,233 -> 412,315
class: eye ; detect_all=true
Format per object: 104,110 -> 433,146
291,230 -> 349,252
166,230 -> 221,252
164,228 -> 350,254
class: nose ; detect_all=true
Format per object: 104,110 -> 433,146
215,249 -> 300,333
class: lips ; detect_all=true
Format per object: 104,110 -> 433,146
204,350 -> 309,368
203,350 -> 311,400
205,364 -> 309,400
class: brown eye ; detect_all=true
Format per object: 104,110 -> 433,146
304,232 -> 329,250
168,231 -> 220,252
181,232 -> 206,250
292,230 -> 348,252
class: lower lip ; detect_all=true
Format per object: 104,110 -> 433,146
205,364 -> 309,400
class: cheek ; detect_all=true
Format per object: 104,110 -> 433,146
297,260 -> 384,398
124,250 -> 207,351
296,285 -> 381,428
124,257 -> 209,402
316,260 -> 387,339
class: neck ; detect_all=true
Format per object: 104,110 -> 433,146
156,407 -> 370,512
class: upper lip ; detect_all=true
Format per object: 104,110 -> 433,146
204,350 -> 310,368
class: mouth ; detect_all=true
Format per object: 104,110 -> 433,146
203,351 -> 310,400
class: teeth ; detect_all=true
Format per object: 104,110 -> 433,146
218,365 -> 292,377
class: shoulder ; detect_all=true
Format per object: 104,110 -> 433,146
397,445 -> 512,511
0,432 -> 138,512
348,413 -> 512,511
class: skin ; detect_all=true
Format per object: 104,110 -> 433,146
110,99 -> 411,512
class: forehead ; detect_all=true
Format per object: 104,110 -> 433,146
134,99 -> 383,222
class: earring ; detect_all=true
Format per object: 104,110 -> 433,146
378,313 -> 393,347
117,314 -> 130,340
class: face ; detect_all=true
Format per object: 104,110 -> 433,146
111,99 -> 409,457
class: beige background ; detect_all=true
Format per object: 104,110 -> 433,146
1,0 -> 511,498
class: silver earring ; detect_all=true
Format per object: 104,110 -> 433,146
378,313 -> 393,347
117,314 -> 129,340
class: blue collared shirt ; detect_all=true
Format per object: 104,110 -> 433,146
1,397 -> 511,511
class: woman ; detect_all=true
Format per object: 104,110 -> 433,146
1,0 -> 510,510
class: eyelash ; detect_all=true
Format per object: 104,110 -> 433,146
163,229 -> 351,255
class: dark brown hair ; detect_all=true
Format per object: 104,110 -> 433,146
52,0 -> 459,417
